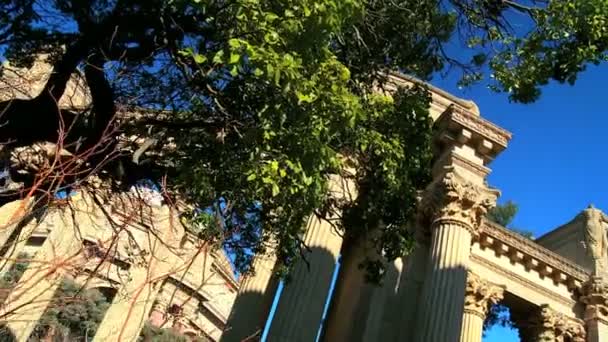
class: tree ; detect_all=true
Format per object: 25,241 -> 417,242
487,200 -> 534,239
0,0 -> 606,279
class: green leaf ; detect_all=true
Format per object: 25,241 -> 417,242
272,183 -> 280,197
194,54 -> 207,64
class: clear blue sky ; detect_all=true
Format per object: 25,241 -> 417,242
433,62 -> 608,342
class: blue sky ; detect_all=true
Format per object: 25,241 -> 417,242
433,61 -> 608,342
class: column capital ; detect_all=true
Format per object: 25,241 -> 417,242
581,276 -> 608,324
528,305 -> 586,342
418,168 -> 499,237
463,272 -> 504,319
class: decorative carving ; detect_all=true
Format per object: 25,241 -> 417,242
444,106 -> 512,148
463,272 -> 504,318
418,167 -> 499,235
470,254 -> 578,308
580,205 -> 608,273
481,220 -> 590,284
581,276 -> 608,324
526,305 -> 586,342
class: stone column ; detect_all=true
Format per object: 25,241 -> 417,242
395,242 -> 429,340
266,174 -> 352,342
521,305 -> 586,342
265,215 -> 342,342
581,276 -> 608,342
414,169 -> 499,342
0,208 -> 82,342
221,249 -> 278,342
459,272 -> 504,342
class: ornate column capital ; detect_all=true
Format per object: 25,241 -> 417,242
418,168 -> 499,237
463,272 -> 504,319
581,276 -> 608,324
528,304 -> 586,342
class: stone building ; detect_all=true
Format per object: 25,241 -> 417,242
3,57 -> 608,341
0,189 -> 239,341
0,58 -> 239,341
222,74 -> 608,342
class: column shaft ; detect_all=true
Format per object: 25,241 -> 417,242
266,214 -> 342,342
415,221 -> 472,342
221,251 -> 278,342
460,312 -> 483,342
395,243 -> 429,340
92,266 -> 163,342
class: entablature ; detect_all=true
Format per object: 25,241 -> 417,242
479,220 -> 589,291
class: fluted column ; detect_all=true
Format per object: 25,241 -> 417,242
581,276 -> 608,342
414,169 -> 499,342
221,248 -> 278,341
395,242 -> 429,340
459,272 -> 504,342
266,174 -> 352,342
266,214 -> 343,341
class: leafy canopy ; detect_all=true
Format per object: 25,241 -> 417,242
0,0 -> 606,278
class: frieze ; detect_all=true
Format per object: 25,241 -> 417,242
470,254 -> 578,309
481,220 -> 589,284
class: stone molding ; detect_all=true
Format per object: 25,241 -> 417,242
437,106 -> 512,150
470,254 -> 577,308
433,151 -> 491,179
581,276 -> 608,324
528,304 -> 586,342
481,220 -> 589,288
418,168 -> 499,236
463,272 -> 504,318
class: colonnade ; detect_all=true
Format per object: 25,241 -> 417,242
221,105 -> 606,342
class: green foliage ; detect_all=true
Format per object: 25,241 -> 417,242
0,252 -> 31,304
1,0 -> 607,280
487,200 -> 518,227
139,324 -> 210,342
29,279 -> 111,341
487,200 -> 534,239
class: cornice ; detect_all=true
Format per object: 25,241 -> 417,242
437,106 -> 512,149
480,220 -> 590,287
470,254 -> 578,309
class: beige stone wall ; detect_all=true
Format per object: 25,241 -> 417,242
0,191 -> 238,342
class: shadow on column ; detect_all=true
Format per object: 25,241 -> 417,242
320,240 -> 402,342
266,246 -> 338,342
221,287 -> 274,341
